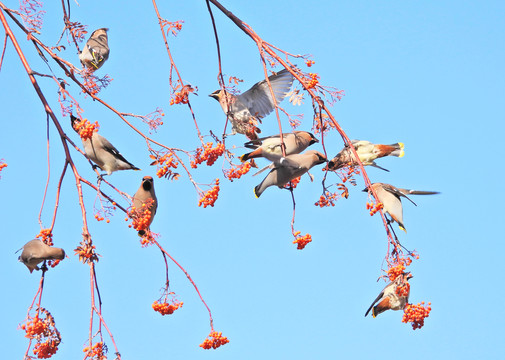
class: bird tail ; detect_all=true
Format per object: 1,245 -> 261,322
399,224 -> 407,233
240,148 -> 263,162
254,183 -> 264,198
389,142 -> 405,157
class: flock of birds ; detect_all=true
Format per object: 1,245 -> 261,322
18,28 -> 439,319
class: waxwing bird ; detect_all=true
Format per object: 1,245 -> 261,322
18,239 -> 65,273
254,150 -> 327,198
132,176 -> 158,236
71,115 -> 140,176
365,272 -> 413,317
365,183 -> 439,232
240,131 -> 318,162
328,140 -> 404,172
209,68 -> 294,140
79,28 -> 109,70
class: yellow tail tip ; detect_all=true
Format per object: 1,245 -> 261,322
254,188 -> 259,199
398,143 -> 405,157
239,154 -> 246,163
399,225 -> 407,233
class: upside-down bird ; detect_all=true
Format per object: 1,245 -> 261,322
18,239 -> 66,273
254,150 -> 327,198
209,68 -> 294,140
240,131 -> 318,162
71,115 -> 140,176
365,183 -> 439,232
328,140 -> 404,172
132,176 -> 158,237
79,28 -> 110,70
365,272 -> 413,318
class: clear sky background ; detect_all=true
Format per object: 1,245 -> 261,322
1,0 -> 504,359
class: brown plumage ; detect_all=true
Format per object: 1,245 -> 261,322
79,28 -> 109,70
328,140 -> 404,172
19,239 -> 65,273
132,176 -> 158,236
210,69 -> 294,140
365,272 -> 413,318
240,131 -> 318,162
254,150 -> 327,198
366,183 -> 439,232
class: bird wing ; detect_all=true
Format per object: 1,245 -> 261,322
398,188 -> 440,196
382,184 -> 417,206
238,69 -> 294,119
99,135 -> 137,167
243,133 -> 289,149
365,289 -> 385,317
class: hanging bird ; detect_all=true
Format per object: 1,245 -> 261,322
18,239 -> 65,273
79,28 -> 109,70
328,140 -> 404,172
365,183 -> 439,232
132,176 -> 158,236
365,272 -> 413,318
209,68 -> 294,140
240,131 -> 318,162
71,115 -> 140,176
254,150 -> 327,198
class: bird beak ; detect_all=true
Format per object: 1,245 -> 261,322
362,187 -> 369,192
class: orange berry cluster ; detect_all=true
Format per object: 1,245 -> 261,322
402,302 -> 432,330
396,282 -> 410,297
33,340 -> 59,359
129,199 -> 155,232
292,231 -> 312,250
198,179 -> 220,208
305,72 -> 320,89
387,264 -> 406,282
94,213 -> 105,221
0,161 -> 7,171
165,20 -> 183,36
155,153 -> 179,178
74,241 -> 99,264
224,162 -> 251,182
191,142 -> 225,168
366,201 -> 384,216
305,59 -> 315,67
152,300 -> 183,315
284,176 -> 301,189
49,259 -> 61,269
83,341 -> 106,359
21,316 -> 46,337
314,191 -> 339,207
199,331 -> 230,350
73,118 -> 100,140
35,228 -> 53,245
82,72 -> 101,95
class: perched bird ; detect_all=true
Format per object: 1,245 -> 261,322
240,131 -> 319,162
18,239 -> 65,273
71,115 -> 140,176
79,28 -> 109,70
209,68 -> 294,140
365,183 -> 439,232
365,272 -> 413,318
132,176 -> 158,236
254,150 -> 327,198
328,140 -> 404,172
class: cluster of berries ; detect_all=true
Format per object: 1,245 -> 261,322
387,264 -> 406,282
129,200 -> 155,233
152,300 -> 183,316
73,118 -> 99,140
314,191 -> 339,207
199,331 -> 229,350
366,201 -> 384,216
284,176 -> 301,189
154,153 -> 179,178
169,84 -> 194,105
83,341 -> 106,359
191,142 -> 225,168
74,241 -> 99,264
292,231 -> 312,250
0,160 -> 7,172
305,59 -> 315,67
164,20 -> 183,36
402,302 -> 432,330
305,72 -> 320,89
224,162 -> 251,182
35,229 -> 53,245
33,340 -> 59,359
198,179 -> 220,208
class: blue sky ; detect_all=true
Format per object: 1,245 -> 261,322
1,0 -> 504,359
